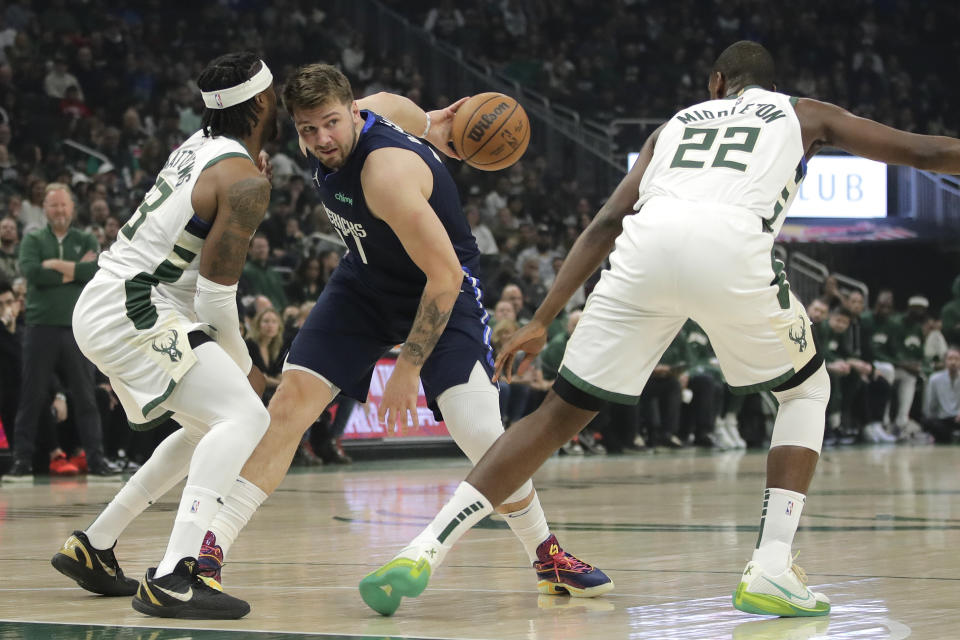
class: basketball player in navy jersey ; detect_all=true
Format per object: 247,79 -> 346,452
198,64 -> 612,613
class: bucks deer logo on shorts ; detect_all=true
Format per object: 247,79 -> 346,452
788,316 -> 808,353
152,329 -> 183,363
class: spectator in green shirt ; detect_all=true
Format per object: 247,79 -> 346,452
241,233 -> 287,311
4,183 -> 116,480
892,296 -> 930,438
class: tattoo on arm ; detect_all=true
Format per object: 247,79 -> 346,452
227,177 -> 271,234
401,291 -> 455,367
204,176 -> 270,281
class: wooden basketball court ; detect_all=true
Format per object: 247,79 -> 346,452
0,445 -> 956,639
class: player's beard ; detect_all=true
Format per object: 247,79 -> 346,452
319,127 -> 358,170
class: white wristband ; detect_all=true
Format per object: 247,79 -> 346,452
420,112 -> 431,138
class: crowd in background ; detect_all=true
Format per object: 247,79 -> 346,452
0,1 -> 958,477
400,0 -> 960,150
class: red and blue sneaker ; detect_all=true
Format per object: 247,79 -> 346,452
534,534 -> 614,597
197,531 -> 224,586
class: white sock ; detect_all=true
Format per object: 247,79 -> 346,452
85,477 -> 154,550
208,476 -> 268,558
156,485 -> 223,577
85,427 -> 202,549
751,487 -> 805,575
402,481 -> 493,568
502,491 -> 550,563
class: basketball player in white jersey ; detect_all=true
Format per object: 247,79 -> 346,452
50,52 -> 278,619
362,41 -> 960,617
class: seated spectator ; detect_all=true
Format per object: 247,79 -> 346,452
102,215 -> 120,250
821,274 -> 845,310
893,296 -> 929,438
941,274 -> 960,345
817,307 -> 889,443
241,233 -> 288,311
499,282 -> 530,324
682,321 -> 738,448
246,308 -> 285,402
922,345 -> 960,443
466,203 -> 497,256
641,329 -> 688,449
923,315 -> 948,372
286,255 -> 325,306
806,297 -> 829,324
518,257 -> 547,317
491,299 -> 515,327
0,215 -> 19,281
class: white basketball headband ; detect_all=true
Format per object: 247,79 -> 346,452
200,61 -> 273,110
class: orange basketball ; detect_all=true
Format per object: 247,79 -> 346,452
451,92 -> 530,171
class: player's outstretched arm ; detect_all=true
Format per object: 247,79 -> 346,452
362,147 -> 464,430
797,98 -> 960,173
193,158 -> 271,373
356,92 -> 469,159
492,124 -> 665,384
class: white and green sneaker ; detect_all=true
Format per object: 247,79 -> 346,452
733,560 -> 830,617
358,541 -> 444,616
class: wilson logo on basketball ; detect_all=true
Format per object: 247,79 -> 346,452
467,102 -> 510,142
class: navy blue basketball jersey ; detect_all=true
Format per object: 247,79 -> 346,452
291,110 -> 495,417
308,110 -> 481,300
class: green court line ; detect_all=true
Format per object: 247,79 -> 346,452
0,621 -> 451,640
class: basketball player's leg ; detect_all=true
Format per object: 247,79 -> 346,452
360,291 -> 684,615
52,400 -> 206,596
427,361 -> 612,597
201,293 -> 386,580
701,291 -> 831,617
129,339 -> 269,619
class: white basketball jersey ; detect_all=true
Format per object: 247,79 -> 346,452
636,87 -> 804,235
98,130 -> 252,311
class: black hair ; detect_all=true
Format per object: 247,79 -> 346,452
832,307 -> 855,320
197,52 -> 264,139
712,41 -> 776,90
0,278 -> 11,296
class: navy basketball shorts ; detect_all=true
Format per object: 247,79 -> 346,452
284,275 -> 495,420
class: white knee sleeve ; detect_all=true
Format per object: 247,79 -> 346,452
437,362 -> 534,504
770,364 -> 829,454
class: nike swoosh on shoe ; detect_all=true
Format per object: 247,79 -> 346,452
761,576 -> 816,607
154,585 -> 193,602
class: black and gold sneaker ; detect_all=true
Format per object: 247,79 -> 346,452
132,557 -> 250,619
51,530 -> 139,596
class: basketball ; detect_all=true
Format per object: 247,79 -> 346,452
451,92 -> 530,171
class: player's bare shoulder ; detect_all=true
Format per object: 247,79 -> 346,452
225,174 -> 271,232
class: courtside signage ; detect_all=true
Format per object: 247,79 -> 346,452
626,153 -> 888,218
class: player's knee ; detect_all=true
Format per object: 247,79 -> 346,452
772,364 -> 829,406
438,386 -> 503,464
267,371 -> 332,440
217,389 -> 270,442
770,364 -> 829,454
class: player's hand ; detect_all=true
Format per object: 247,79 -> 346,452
493,319 -> 548,384
426,96 -> 470,160
379,360 -> 421,434
247,365 -> 266,398
257,149 -> 273,182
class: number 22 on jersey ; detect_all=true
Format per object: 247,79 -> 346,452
670,126 -> 760,172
